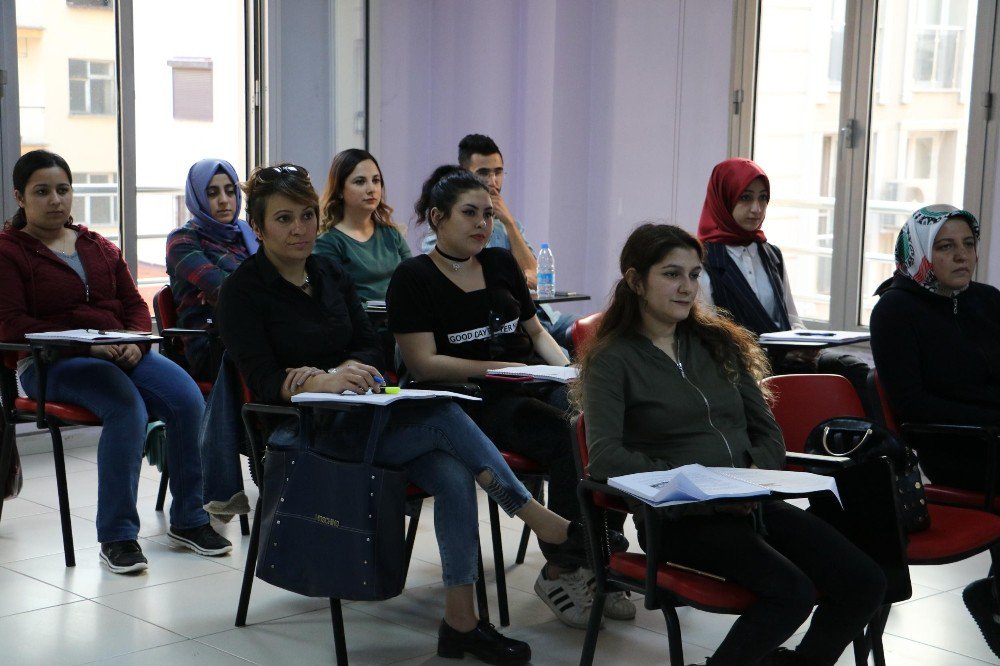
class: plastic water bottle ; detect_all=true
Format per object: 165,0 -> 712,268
537,243 -> 556,299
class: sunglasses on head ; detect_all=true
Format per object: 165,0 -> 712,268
255,164 -> 309,184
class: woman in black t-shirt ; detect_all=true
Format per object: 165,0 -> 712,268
388,166 -> 635,628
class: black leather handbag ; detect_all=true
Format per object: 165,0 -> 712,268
256,407 -> 409,600
805,417 -> 930,533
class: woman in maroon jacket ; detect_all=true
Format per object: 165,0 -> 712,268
0,150 -> 230,574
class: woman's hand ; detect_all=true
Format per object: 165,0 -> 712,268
114,344 -> 142,370
784,348 -> 821,365
282,366 -> 326,396
90,343 -> 141,369
325,361 -> 384,395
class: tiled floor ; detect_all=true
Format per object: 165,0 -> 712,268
2,427 -> 999,665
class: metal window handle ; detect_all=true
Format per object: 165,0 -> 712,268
840,118 -> 858,150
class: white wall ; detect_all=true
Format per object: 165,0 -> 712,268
372,0 -> 734,314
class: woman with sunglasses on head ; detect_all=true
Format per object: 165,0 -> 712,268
577,223 -> 885,666
166,158 -> 257,381
216,163 -> 581,666
314,149 -> 410,303
387,165 -> 636,629
0,150 -> 231,574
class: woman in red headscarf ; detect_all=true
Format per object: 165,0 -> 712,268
695,158 -> 872,390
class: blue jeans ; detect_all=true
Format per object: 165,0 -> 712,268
304,401 -> 534,587
20,352 -> 209,542
199,354 -> 246,504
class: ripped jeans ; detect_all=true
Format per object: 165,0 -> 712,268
287,400 -> 533,587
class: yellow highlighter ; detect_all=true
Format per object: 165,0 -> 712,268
384,386 -> 401,394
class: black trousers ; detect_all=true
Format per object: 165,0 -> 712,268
476,384 -> 612,568
642,501 -> 886,665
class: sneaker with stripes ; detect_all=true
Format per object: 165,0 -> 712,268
580,568 -> 637,621
533,567 -> 598,630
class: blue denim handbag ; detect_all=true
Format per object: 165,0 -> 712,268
256,406 -> 409,599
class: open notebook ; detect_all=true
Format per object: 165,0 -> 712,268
758,330 -> 870,344
25,329 -> 157,343
609,464 -> 840,507
291,388 -> 481,406
486,365 -> 579,383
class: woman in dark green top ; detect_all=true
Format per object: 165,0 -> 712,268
576,224 -> 885,666
315,149 -> 411,302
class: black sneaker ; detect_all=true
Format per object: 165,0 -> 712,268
100,540 -> 148,574
964,577 -> 1000,658
168,523 -> 232,556
437,619 -> 530,665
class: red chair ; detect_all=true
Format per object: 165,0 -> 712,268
570,312 -> 603,355
869,370 -> 1000,512
765,373 -> 1000,666
0,343 -> 98,567
153,285 -> 250,536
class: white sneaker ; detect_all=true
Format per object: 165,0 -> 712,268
580,568 -> 637,621
534,567 -> 598,630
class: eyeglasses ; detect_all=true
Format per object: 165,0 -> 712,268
473,168 -> 507,181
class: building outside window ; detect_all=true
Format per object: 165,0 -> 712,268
68,58 -> 114,114
169,58 -> 213,121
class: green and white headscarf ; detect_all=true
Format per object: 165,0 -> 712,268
894,204 -> 980,293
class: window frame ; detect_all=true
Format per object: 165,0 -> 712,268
730,0 -> 1000,329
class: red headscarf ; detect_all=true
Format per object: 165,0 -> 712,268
697,158 -> 770,245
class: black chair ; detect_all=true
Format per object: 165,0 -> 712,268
233,397 -> 492,664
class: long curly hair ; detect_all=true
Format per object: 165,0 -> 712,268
574,223 -> 770,406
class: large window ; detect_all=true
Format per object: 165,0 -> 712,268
733,0 -> 996,328
68,58 -> 115,115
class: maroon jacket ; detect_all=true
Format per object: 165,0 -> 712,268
0,223 -> 151,355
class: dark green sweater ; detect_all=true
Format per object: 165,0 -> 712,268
582,329 -> 785,482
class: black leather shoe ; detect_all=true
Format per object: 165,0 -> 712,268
437,619 -> 531,665
964,577 -> 1000,658
760,647 -> 805,665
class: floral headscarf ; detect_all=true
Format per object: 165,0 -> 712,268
894,204 -> 980,292
697,158 -> 770,245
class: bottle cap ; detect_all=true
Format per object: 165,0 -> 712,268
540,242 -> 549,249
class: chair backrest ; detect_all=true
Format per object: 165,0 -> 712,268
153,285 -> 178,331
570,312 -> 603,353
760,374 -> 866,454
867,370 -> 900,433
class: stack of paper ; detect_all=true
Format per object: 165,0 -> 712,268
608,464 -> 840,507
25,329 -> 155,343
291,388 -> 481,406
759,330 -> 870,344
486,365 -> 579,383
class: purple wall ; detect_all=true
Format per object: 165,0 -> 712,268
374,0 -> 734,314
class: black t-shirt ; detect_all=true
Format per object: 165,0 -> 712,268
387,248 -> 538,362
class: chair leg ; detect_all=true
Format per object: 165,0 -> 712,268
867,603 -> 891,666
330,598 -> 348,665
661,603 -> 685,666
155,463 -> 169,512
515,477 -> 544,565
578,591 -> 606,666
238,513 -> 249,536
404,497 -> 423,568
488,497 -> 510,626
235,495 -> 263,627
476,544 -> 491,624
0,423 -> 15,523
49,427 -> 75,567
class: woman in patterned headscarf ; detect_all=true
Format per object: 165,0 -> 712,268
870,204 -> 1000,489
871,203 -> 1000,663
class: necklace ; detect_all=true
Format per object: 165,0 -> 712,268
300,274 -> 310,290
435,245 -> 471,272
